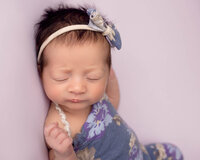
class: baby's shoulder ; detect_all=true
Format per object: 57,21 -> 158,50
44,103 -> 64,129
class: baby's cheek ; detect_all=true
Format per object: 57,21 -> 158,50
45,86 -> 60,102
92,85 -> 106,101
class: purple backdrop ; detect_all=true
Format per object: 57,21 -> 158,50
0,0 -> 199,159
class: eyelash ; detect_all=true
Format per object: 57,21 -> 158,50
87,77 -> 100,81
53,76 -> 102,81
54,78 -> 69,82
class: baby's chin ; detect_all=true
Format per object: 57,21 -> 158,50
60,100 -> 93,111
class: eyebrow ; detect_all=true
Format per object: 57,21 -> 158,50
53,67 -> 71,73
52,65 -> 106,74
84,67 -> 106,73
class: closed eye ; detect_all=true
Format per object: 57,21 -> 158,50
86,75 -> 102,81
87,77 -> 100,81
86,72 -> 103,81
53,78 -> 69,82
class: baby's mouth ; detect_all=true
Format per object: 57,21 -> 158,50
69,99 -> 84,103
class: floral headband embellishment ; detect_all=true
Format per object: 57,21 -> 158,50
87,9 -> 122,50
37,8 -> 122,63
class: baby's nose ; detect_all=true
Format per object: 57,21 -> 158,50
68,79 -> 86,95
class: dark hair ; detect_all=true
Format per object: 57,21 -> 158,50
35,4 -> 111,72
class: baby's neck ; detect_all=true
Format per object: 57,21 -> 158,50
60,105 -> 92,118
57,104 -> 92,138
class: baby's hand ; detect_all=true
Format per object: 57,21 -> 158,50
44,122 -> 75,159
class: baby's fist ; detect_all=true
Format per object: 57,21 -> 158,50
44,122 -> 73,156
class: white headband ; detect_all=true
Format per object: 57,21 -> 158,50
37,8 -> 122,64
37,25 -> 96,63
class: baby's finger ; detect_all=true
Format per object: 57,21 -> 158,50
49,127 -> 64,138
56,131 -> 70,144
44,122 -> 58,137
55,137 -> 73,154
61,136 -> 73,148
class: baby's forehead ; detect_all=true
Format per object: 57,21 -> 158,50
43,39 -> 109,61
44,36 -> 110,57
42,32 -> 111,68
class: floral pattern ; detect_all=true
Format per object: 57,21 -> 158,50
164,143 -> 183,160
155,144 -> 167,160
113,114 -> 121,126
146,143 -> 184,160
73,99 -> 184,160
83,102 -> 112,141
128,133 -> 143,160
140,144 -> 148,155
76,147 -> 101,160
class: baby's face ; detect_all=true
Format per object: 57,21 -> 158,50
41,40 -> 110,112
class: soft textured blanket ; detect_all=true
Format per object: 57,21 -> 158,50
72,99 -> 183,160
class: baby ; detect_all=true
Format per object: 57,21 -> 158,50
35,4 -> 184,160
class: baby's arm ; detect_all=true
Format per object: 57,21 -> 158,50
44,122 -> 77,160
106,67 -> 120,110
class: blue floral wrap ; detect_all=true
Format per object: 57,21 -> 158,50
73,99 -> 184,160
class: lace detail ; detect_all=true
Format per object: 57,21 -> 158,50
54,94 -> 107,137
54,103 -> 71,137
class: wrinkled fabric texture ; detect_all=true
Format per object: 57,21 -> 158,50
73,99 -> 184,160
